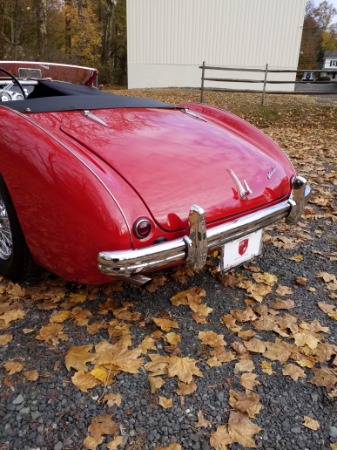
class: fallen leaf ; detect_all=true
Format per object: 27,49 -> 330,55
159,396 -> 173,409
303,416 -> 320,431
282,364 -> 306,381
107,436 -> 124,449
210,424 -> 233,449
148,375 -> 165,393
0,333 -> 12,345
88,414 -> 119,442
175,380 -> 197,396
36,323 -> 68,346
24,370 -> 39,381
229,390 -> 262,418
228,411 -> 262,448
71,370 -> 101,392
4,360 -> 24,375
103,393 -> 122,407
153,318 -> 179,332
65,345 -> 95,372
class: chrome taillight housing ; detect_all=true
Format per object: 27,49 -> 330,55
133,218 -> 152,239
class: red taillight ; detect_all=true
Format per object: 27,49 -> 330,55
133,218 -> 152,239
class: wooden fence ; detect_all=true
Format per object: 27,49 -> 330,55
200,62 -> 337,105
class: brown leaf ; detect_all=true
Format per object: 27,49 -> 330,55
36,323 -> 68,346
0,333 -> 12,345
83,435 -> 101,450
229,390 -> 262,418
107,436 -> 124,449
166,332 -> 181,346
244,338 -> 266,354
210,425 -> 233,450
303,416 -> 320,431
153,318 -> 179,332
155,444 -> 182,450
50,310 -> 71,323
198,331 -> 226,348
102,393 -> 122,407
235,358 -> 255,373
311,367 -> 337,391
167,356 -> 203,383
24,370 -> 39,381
228,411 -> 262,448
71,370 -> 101,392
94,337 -> 143,374
263,338 -> 292,364
175,380 -> 197,396
195,410 -> 211,428
159,396 -> 173,409
282,364 -> 306,381
148,375 -> 165,393
240,373 -> 260,391
269,299 -> 295,310
4,360 -> 24,375
88,414 -> 119,442
65,345 -> 95,372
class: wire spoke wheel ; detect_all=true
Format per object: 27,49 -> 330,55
0,194 -> 13,260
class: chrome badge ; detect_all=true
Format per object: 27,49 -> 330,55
229,169 -> 252,199
267,166 -> 277,179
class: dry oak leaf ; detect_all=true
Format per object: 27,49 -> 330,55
0,307 -> 25,327
244,338 -> 266,354
235,358 -> 255,373
71,370 -> 101,392
107,436 -> 124,449
198,331 -> 226,348
303,416 -> 320,431
166,332 -> 181,346
169,287 -> 206,307
65,344 -> 95,372
4,360 -> 24,375
36,323 -> 68,346
159,396 -> 173,409
252,272 -> 278,286
282,364 -> 306,381
88,414 -> 119,443
210,424 -> 233,450
93,337 -> 143,374
103,393 -> 122,407
228,411 -> 262,448
148,375 -> 166,393
195,410 -> 212,428
175,380 -> 197,396
263,338 -> 292,364
167,356 -> 203,384
229,390 -> 262,418
311,366 -> 337,392
155,444 -> 182,450
0,333 -> 12,345
83,435 -> 101,449
139,335 -> 157,354
24,370 -> 39,381
269,299 -> 295,310
153,318 -> 179,332
240,373 -> 260,391
49,310 -> 71,323
145,354 -> 170,377
112,305 -> 141,322
275,285 -> 293,296
260,361 -> 273,375
294,332 -> 320,350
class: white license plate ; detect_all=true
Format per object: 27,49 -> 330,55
221,229 -> 263,271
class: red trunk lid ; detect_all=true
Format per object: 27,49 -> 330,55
59,108 -> 292,231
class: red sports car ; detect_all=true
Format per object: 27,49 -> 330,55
0,62 -> 310,286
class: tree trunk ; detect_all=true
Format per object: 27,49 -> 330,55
100,0 -> 116,82
37,0 -> 47,57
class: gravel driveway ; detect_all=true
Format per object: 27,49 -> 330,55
0,91 -> 336,450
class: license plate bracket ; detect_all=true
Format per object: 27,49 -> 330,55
220,229 -> 263,272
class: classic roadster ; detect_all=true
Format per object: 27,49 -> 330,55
0,62 -> 310,286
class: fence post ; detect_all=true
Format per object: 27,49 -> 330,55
201,61 -> 205,102
261,63 -> 268,106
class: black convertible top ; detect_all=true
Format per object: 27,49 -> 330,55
4,80 -> 176,113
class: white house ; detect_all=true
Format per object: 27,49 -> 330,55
322,51 -> 337,81
127,0 -> 306,91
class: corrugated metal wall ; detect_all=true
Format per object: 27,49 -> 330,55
127,0 -> 306,89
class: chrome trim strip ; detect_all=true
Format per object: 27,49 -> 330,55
97,176 -> 311,277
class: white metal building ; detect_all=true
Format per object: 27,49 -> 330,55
127,0 -> 306,91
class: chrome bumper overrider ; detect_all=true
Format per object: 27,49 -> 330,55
98,176 -> 310,283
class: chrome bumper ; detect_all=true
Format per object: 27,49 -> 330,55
98,176 -> 310,282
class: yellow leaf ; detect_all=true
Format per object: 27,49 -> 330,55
235,358 -> 255,373
294,332 -> 320,350
83,435 -> 101,450
36,323 -> 68,346
139,335 -> 157,354
93,337 -> 143,374
261,361 -> 273,375
159,396 -> 173,409
198,331 -> 226,348
228,411 -> 262,447
90,366 -> 110,383
303,416 -> 320,431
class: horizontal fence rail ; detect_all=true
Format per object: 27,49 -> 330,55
200,62 -> 337,105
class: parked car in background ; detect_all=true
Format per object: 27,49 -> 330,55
0,62 -> 311,286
